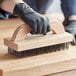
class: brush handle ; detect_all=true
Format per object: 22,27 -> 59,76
11,19 -> 65,41
51,20 -> 65,34
11,24 -> 31,41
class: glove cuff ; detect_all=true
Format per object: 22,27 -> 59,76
13,3 -> 29,15
0,0 -> 3,3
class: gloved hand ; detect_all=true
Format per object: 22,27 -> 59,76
13,3 -> 51,35
0,0 -> 3,3
65,20 -> 76,45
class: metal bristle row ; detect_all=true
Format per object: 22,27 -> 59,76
8,43 -> 69,58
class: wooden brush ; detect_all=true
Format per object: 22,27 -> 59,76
4,20 -> 73,57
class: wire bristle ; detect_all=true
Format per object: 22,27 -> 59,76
8,43 -> 69,57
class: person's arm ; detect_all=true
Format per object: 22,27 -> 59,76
0,0 -> 51,35
0,0 -> 2,2
0,0 -> 24,13
61,0 -> 76,45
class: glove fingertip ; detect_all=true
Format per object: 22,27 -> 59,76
43,33 -> 47,35
30,31 -> 35,35
71,35 -> 76,45
47,25 -> 51,32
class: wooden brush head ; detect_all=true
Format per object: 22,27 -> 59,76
4,20 -> 73,52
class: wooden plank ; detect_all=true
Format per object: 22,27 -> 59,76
49,70 -> 76,76
0,45 -> 75,76
0,18 -> 23,29
45,13 -> 64,23
0,44 -> 7,54
0,38 -> 4,44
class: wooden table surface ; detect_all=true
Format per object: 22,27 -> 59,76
0,15 -> 76,76
0,44 -> 75,76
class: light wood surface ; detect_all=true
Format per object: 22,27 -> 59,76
0,18 -> 24,39
0,45 -> 76,76
0,14 -> 76,76
48,70 -> 76,76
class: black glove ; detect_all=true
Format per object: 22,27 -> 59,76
13,3 -> 51,35
65,20 -> 76,45
0,0 -> 3,3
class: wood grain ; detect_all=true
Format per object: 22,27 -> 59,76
0,45 -> 76,76
48,70 -> 76,76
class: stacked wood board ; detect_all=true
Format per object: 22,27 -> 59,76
0,44 -> 76,76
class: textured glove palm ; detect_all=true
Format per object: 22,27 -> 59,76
13,3 -> 51,35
